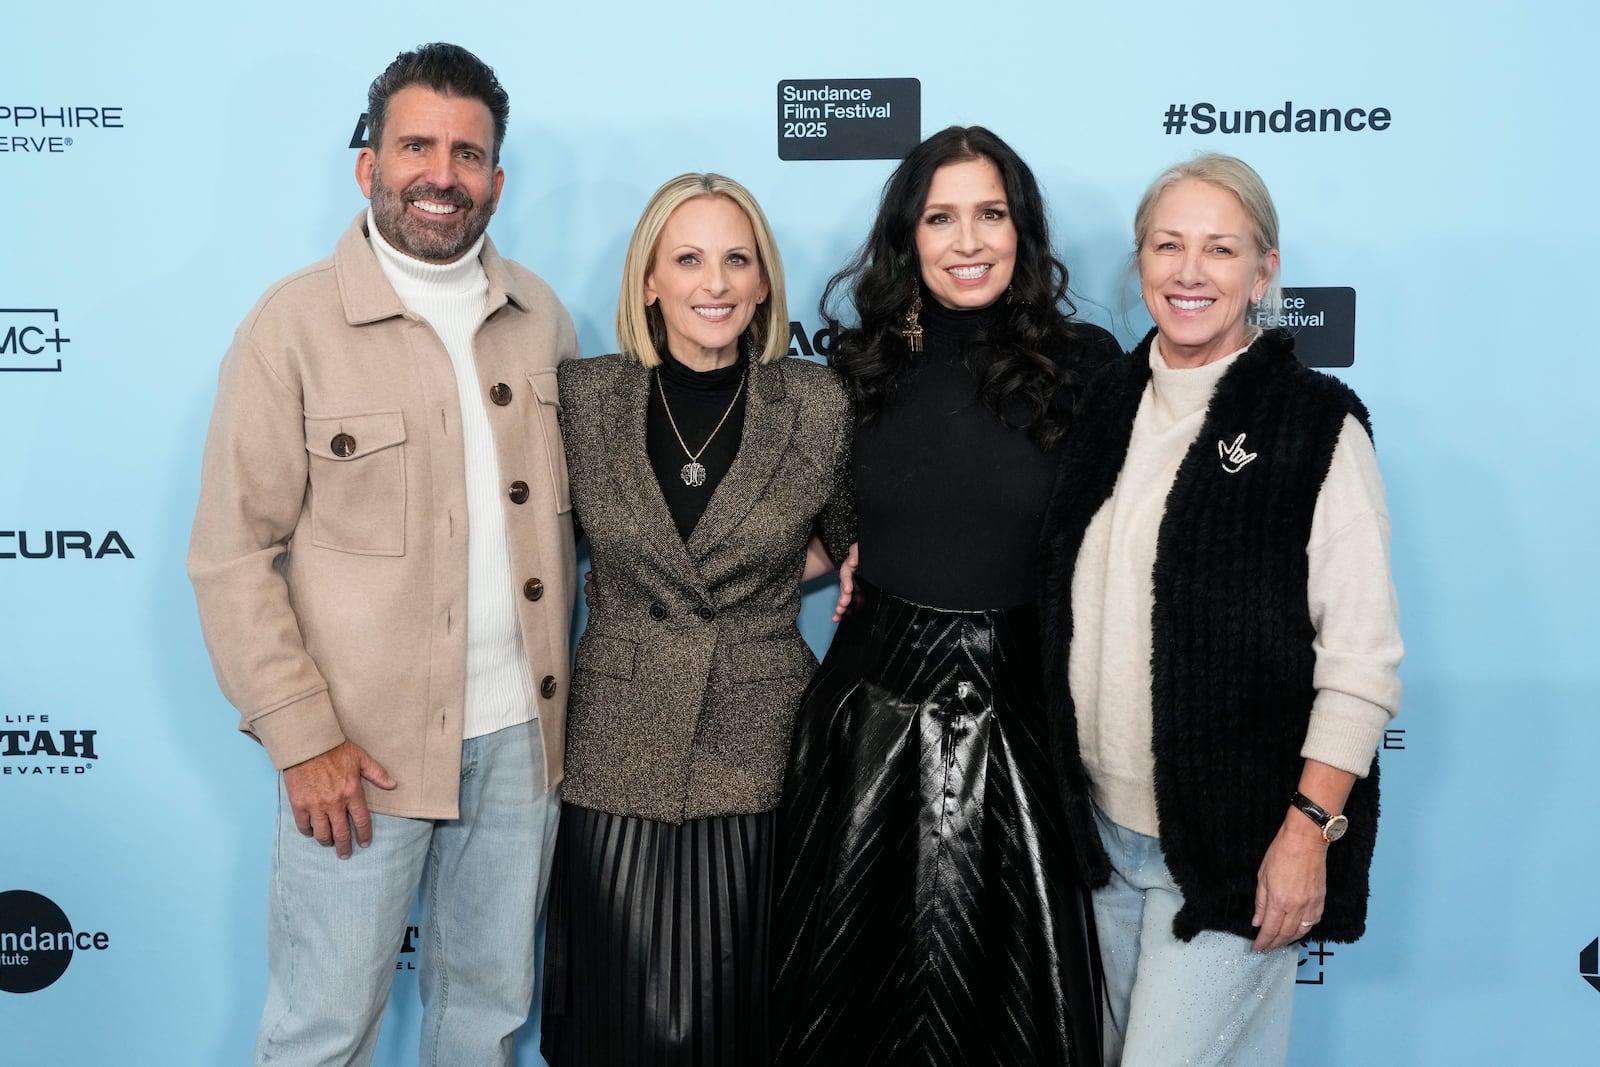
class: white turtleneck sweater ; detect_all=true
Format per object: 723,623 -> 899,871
367,210 -> 538,740
1068,336 -> 1403,837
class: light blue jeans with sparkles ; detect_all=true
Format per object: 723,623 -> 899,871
256,719 -> 560,1067
1092,806 -> 1297,1067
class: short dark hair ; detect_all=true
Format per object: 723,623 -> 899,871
366,43 -> 510,164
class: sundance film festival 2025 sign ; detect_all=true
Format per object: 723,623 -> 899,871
1253,287 -> 1357,368
777,79 -> 920,161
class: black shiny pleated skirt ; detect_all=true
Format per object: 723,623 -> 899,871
771,580 -> 1101,1066
541,803 -> 773,1066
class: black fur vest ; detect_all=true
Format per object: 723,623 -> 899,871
1039,328 -> 1379,943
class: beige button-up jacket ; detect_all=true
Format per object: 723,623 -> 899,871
188,213 -> 577,818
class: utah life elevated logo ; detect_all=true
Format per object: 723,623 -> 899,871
0,890 -> 110,993
2,713 -> 99,778
397,923 -> 421,972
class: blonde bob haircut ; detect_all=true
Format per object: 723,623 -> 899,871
616,173 -> 789,367
1132,152 -> 1283,316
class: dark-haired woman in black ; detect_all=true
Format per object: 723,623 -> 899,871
771,127 -> 1117,1066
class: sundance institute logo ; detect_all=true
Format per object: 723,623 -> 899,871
0,890 -> 110,994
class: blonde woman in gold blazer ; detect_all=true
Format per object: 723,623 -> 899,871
539,173 -> 852,1067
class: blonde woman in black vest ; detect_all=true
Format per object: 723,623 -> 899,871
1039,154 -> 1403,1065
540,173 -> 852,1066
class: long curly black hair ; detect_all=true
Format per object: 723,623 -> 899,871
824,126 -> 1094,450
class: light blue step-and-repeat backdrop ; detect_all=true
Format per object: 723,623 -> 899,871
5,2 -> 1596,1063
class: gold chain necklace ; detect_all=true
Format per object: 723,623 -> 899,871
655,366 -> 746,487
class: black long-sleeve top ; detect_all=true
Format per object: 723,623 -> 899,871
853,299 -> 1115,610
647,347 -> 749,541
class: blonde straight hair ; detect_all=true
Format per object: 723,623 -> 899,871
616,173 -> 790,367
1132,153 -> 1283,316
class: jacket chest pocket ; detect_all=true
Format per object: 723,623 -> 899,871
528,370 -> 571,513
304,411 -> 407,556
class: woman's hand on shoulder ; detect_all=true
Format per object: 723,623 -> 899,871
832,543 -> 859,622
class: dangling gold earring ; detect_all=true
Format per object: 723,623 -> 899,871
901,281 -> 924,353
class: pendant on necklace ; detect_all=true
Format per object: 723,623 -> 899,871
680,461 -> 707,487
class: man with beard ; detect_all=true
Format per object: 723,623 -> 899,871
188,43 -> 576,1065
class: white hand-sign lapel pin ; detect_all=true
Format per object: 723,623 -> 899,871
1218,433 -> 1258,474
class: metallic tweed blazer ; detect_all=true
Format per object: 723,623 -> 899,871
557,354 -> 853,822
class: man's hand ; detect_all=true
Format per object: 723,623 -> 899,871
282,741 -> 397,859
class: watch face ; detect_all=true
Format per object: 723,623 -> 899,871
1324,814 -> 1350,843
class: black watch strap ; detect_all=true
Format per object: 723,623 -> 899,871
1288,791 -> 1334,828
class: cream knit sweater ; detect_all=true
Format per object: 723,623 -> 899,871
1068,337 -> 1403,837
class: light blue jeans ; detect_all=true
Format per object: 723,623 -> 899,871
256,719 -> 560,1067
1092,807 -> 1296,1067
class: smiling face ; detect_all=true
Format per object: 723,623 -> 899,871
356,85 -> 504,264
914,156 -> 1017,311
1138,178 -> 1278,368
643,195 -> 769,371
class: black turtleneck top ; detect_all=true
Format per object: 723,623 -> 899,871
647,347 -> 749,541
854,299 -> 1090,610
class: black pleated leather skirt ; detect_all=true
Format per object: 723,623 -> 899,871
541,803 -> 773,1066
771,580 -> 1101,1066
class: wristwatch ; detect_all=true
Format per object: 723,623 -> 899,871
1289,791 -> 1349,843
